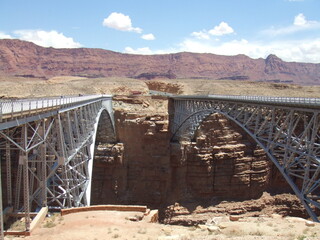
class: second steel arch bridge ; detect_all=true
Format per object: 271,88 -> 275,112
169,95 -> 320,222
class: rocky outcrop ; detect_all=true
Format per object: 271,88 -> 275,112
0,39 -> 320,85
163,192 -> 307,226
145,80 -> 184,94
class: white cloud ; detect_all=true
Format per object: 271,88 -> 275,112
294,13 -> 306,26
178,38 -> 253,56
177,37 -> 320,63
124,47 -> 153,54
13,30 -> 82,48
141,33 -> 155,40
123,36 -> 320,63
262,13 -> 320,36
191,22 -> 234,40
124,46 -> 170,55
191,31 -> 210,40
208,22 -> 234,36
0,32 -> 13,39
103,12 -> 142,33
294,13 -> 310,26
181,15 -> 320,63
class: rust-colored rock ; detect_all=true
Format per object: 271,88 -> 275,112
0,39 -> 320,85
87,97 -> 305,225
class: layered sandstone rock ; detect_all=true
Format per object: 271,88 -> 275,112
1,39 -> 320,85
145,80 -> 184,94
167,114 -> 273,204
163,192 -> 307,226
91,143 -> 126,205
185,114 -> 271,200
91,96 -> 171,207
91,97 -> 296,219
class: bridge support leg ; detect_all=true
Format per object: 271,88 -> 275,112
23,153 -> 30,231
41,142 -> 47,207
0,160 -> 4,240
6,136 -> 12,207
22,125 -> 30,231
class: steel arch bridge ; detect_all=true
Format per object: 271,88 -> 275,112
170,95 -> 320,222
0,95 -> 115,233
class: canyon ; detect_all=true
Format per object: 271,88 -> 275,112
90,95 -> 309,225
1,39 -> 319,233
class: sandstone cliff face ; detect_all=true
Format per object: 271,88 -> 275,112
90,97 -> 294,213
181,114 -> 291,200
91,96 -> 171,208
91,143 -> 126,205
1,39 -> 320,85
184,114 -> 271,200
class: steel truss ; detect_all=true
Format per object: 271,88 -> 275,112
0,98 -> 115,232
171,97 -> 320,222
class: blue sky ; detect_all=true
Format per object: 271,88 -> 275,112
1,0 -> 320,63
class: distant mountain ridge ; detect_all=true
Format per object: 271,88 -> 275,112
0,39 -> 319,85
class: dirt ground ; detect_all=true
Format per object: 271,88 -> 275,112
0,76 -> 319,98
4,210 -> 320,240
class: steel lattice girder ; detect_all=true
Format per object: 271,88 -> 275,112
0,99 -> 115,232
171,98 -> 320,222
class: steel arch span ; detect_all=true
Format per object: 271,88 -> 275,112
0,95 -> 115,232
170,95 -> 320,222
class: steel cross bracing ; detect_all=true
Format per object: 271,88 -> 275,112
0,95 -> 114,233
170,95 -> 320,222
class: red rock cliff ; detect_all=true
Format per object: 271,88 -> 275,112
0,39 -> 320,85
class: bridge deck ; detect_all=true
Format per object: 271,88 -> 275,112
0,95 -> 112,129
171,94 -> 320,109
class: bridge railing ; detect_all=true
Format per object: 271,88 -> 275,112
173,94 -> 320,108
209,95 -> 320,105
0,95 -> 112,121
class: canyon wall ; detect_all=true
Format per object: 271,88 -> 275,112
90,97 -> 293,212
91,96 -> 172,208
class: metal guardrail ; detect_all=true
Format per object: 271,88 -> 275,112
209,95 -> 320,105
0,95 -> 112,121
172,94 -> 320,109
149,90 -> 174,97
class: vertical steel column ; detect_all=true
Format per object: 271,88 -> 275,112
41,139 -> 47,207
22,125 -> 30,231
57,114 -> 72,208
5,138 -> 12,206
0,157 -> 4,240
14,164 -> 22,211
73,110 -> 81,145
